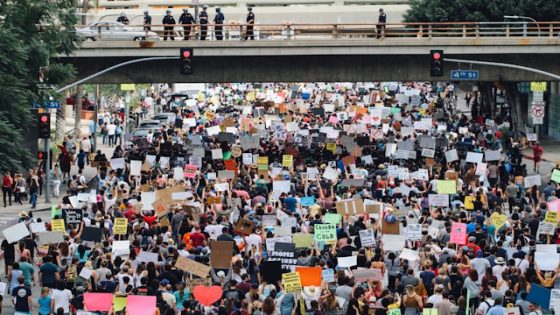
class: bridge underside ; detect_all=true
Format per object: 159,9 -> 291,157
62,53 -> 560,83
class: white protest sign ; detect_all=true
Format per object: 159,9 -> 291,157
337,256 -> 358,268
112,240 -> 130,256
141,192 -> 156,211
381,234 -> 406,251
109,158 -> 125,170
323,167 -> 338,181
173,167 -> 184,181
485,150 -> 501,161
524,175 -> 541,188
407,224 -> 422,241
445,149 -> 459,162
475,163 -> 487,177
359,229 -> 376,247
466,152 -> 483,164
273,180 -> 291,193
535,252 -> 560,271
30,222 -> 47,233
2,222 -> 30,244
130,160 -> 142,176
138,251 -> 160,263
428,194 -> 449,207
79,267 -> 93,279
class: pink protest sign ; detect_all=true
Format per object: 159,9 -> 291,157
547,199 -> 560,221
84,293 -> 113,312
328,115 -> 339,124
450,222 -> 467,245
184,164 -> 198,179
126,295 -> 157,315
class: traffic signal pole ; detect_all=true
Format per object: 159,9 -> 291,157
45,137 -> 51,204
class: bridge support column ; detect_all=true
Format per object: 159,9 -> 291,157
548,82 -> 560,138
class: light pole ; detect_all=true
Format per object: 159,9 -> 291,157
504,15 -> 540,37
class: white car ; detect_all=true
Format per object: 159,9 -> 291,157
77,22 -> 159,41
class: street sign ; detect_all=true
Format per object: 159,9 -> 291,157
33,101 -> 61,109
450,70 -> 479,80
532,103 -> 545,125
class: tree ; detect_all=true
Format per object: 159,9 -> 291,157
404,0 -> 560,22
0,0 -> 79,172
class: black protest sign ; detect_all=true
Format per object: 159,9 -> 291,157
267,242 -> 297,271
63,209 -> 83,225
81,226 -> 102,242
261,261 -> 282,283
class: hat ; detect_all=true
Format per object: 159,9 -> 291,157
166,9 -> 171,13
303,286 -> 320,297
19,211 -> 28,218
495,257 -> 506,265
217,271 -> 226,278
160,279 -> 170,286
476,251 -> 483,258
203,5 -> 208,9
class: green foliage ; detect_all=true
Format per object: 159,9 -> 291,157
404,0 -> 560,22
0,0 -> 80,172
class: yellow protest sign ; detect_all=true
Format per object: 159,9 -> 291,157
490,212 -> 507,230
120,84 -> 135,91
464,196 -> 475,210
530,81 -> 547,92
326,143 -> 337,153
113,218 -> 128,235
282,272 -> 302,293
51,219 -> 66,233
282,155 -> 293,168
293,233 -> 313,248
258,156 -> 268,166
436,180 -> 457,195
545,211 -> 558,224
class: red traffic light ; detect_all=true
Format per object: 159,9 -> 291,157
432,52 -> 441,60
38,152 -> 44,159
182,50 -> 191,58
40,115 -> 48,123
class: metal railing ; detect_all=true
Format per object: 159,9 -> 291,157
74,21 -> 560,42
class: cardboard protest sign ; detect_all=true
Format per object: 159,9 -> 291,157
295,267 -> 322,286
175,256 -> 212,278
234,219 -> 255,236
82,226 -> 102,242
353,269 -> 383,282
359,229 -> 376,247
450,222 -> 467,245
336,198 -> 365,215
210,241 -> 234,269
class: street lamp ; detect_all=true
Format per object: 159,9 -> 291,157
503,15 -> 541,37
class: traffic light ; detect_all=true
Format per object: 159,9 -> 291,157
430,50 -> 444,77
37,113 -> 50,139
180,48 -> 193,75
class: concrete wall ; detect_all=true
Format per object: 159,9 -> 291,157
62,53 -> 560,83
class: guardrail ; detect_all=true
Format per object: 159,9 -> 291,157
74,21 -> 560,42
95,0 -> 411,9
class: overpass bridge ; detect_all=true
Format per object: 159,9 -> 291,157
62,22 -> 560,83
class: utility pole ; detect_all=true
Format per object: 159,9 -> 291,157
94,84 -> 99,151
45,136 -> 51,204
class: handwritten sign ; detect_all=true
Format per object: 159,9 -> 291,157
51,219 -> 66,233
282,272 -> 302,293
450,222 -> 467,245
113,218 -> 128,235
545,211 -> 559,224
314,224 -> 337,243
436,180 -> 457,194
175,256 -> 211,278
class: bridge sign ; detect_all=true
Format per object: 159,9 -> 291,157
450,70 -> 479,80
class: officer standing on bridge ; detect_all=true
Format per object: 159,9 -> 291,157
117,12 -> 129,25
199,5 -> 209,40
179,9 -> 195,40
143,10 -> 152,31
214,7 -> 225,40
244,6 -> 255,40
162,9 -> 176,41
377,8 -> 386,39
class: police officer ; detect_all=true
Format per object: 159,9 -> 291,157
213,7 -> 225,40
377,8 -> 386,39
244,6 -> 255,40
143,10 -> 152,31
162,9 -> 176,41
178,9 -> 195,40
199,5 -> 209,40
117,12 -> 129,25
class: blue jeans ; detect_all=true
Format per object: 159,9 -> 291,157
30,192 -> 37,208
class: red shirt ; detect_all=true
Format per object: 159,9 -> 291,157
190,231 -> 206,247
2,176 -> 12,188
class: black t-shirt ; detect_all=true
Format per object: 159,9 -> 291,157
1,240 -> 15,260
12,285 -> 31,312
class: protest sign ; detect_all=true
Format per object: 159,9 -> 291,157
546,211 -> 559,224
428,194 -> 449,207
63,209 -> 83,225
450,222 -> 467,245
322,269 -> 335,283
113,218 -> 128,235
314,224 -> 337,243
445,149 -> 459,162
261,261 -> 282,284
282,272 -> 302,293
490,212 -> 507,230
293,233 -> 313,248
353,269 -> 383,282
268,242 -> 297,271
535,252 -> 560,271
337,256 -> 358,268
138,251 -> 159,263
436,180 -> 457,194
51,219 -> 66,233
359,229 -> 376,247
175,256 -> 212,278
524,175 -> 541,188
84,293 -> 114,312
82,227 -> 102,242
552,169 -> 560,183
210,241 -> 234,269
295,267 -> 322,286
407,224 -> 422,241
336,198 -> 365,215
30,222 -> 47,233
126,296 -> 157,315
466,152 -> 483,163
37,231 -> 64,245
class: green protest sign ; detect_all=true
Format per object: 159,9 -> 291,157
314,224 -> 337,243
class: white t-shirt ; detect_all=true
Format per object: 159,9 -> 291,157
427,294 -> 443,307
204,224 -> 224,240
477,299 -> 494,315
107,124 -> 116,136
52,288 -> 73,313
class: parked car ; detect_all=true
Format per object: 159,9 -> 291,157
137,119 -> 161,129
131,128 -> 161,142
77,22 -> 159,41
152,112 -> 176,125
